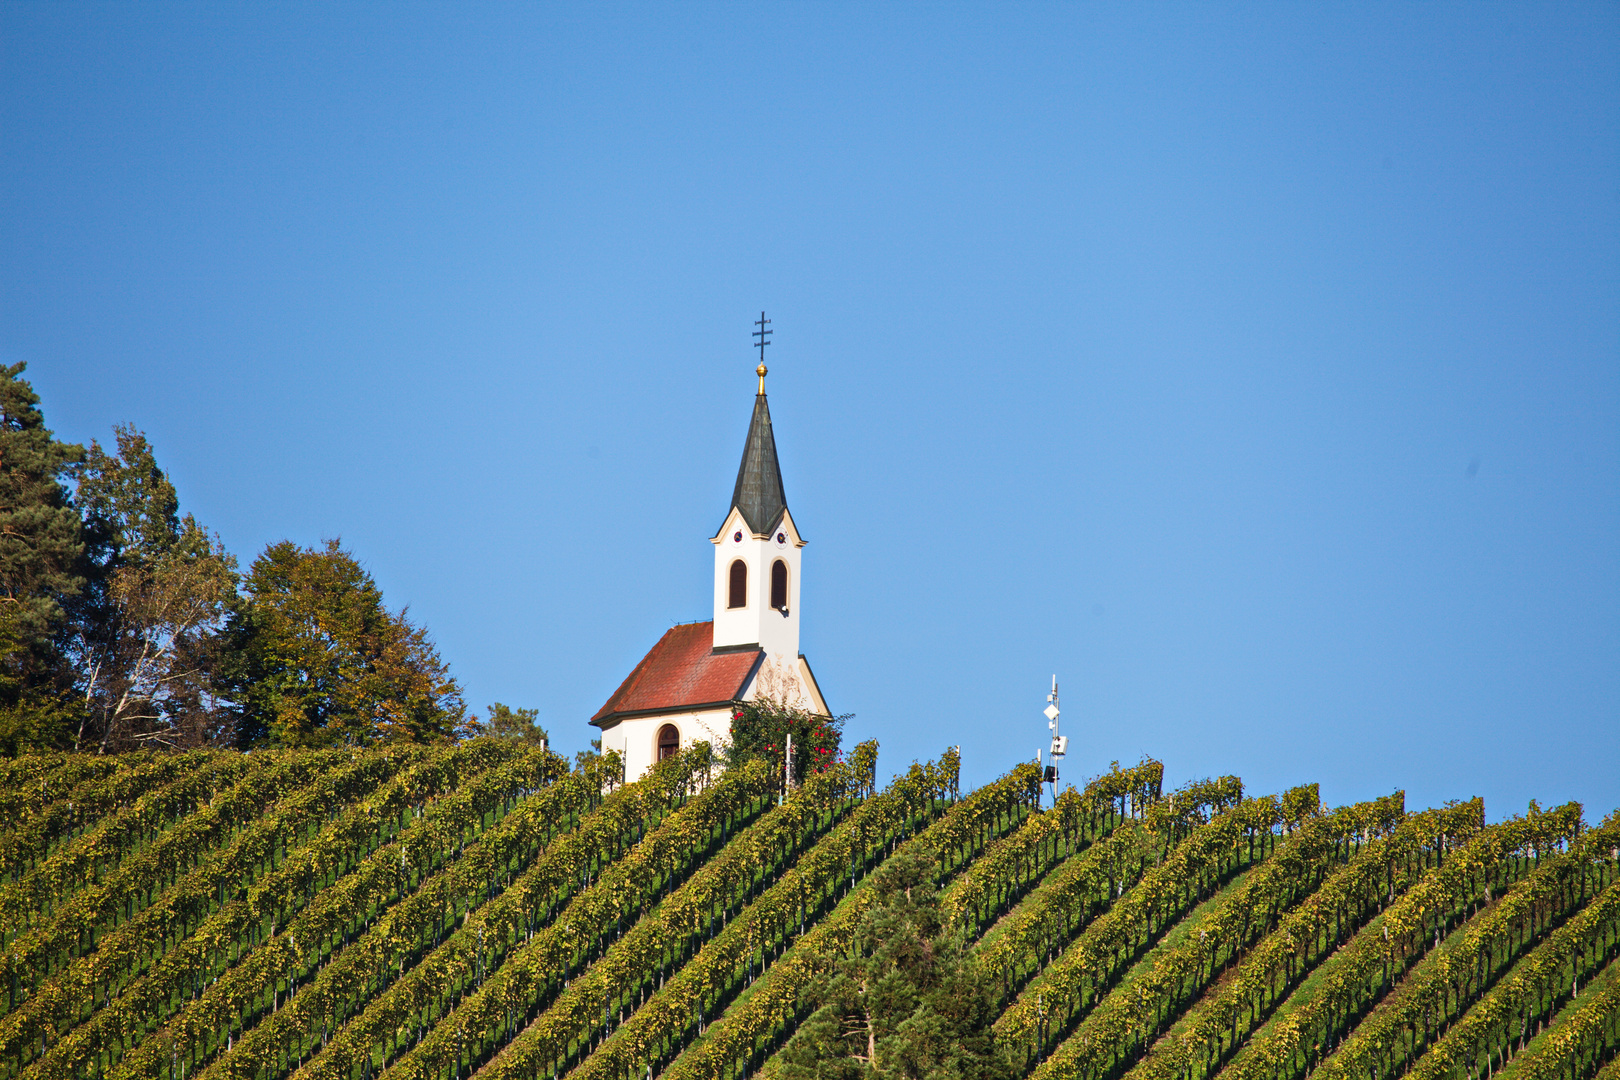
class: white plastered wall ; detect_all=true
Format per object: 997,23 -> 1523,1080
711,507 -> 804,658
599,708 -> 734,783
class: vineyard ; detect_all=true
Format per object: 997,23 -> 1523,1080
1,741 -> 1617,1080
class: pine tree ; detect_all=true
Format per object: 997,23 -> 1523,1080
0,362 -> 87,752
778,850 -> 1013,1080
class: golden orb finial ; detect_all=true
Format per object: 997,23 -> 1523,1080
756,363 -> 768,393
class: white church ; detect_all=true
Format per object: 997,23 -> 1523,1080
590,361 -> 830,781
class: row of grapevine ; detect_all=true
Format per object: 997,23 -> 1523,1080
17,741 -> 557,1080
1,744 -> 1614,1080
543,754 -> 965,1080
969,772 -> 1274,1010
2,751 -> 266,930
739,760 -> 1204,1080
1509,954 -> 1620,1080
943,759 -> 1177,943
1,751 -> 219,884
1317,815 -> 1620,1080
994,792 -> 1301,1061
1120,798 -> 1486,1080
349,757 -> 794,1080
660,760 -> 1048,1080
0,756 -> 116,816
1218,802 -> 1584,1080
1406,854 -> 1620,1079
1026,793 -> 1408,1080
386,754 -> 870,1080
162,746 -> 698,1080
709,762 -> 1248,1080
0,755 -> 138,830
19,742 -> 509,1005
3,749 -> 370,996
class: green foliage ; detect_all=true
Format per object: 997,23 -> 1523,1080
670,760 -> 1045,1080
96,742 -> 563,1080
0,373 -> 470,757
963,768 -> 1254,1005
778,848 -> 1013,1080
0,378 -> 469,760
76,425 -> 183,570
559,755 -> 959,1080
1219,803 -> 1583,1080
473,702 -> 550,747
0,364 -> 85,650
222,539 -> 464,747
0,363 -> 87,752
1025,793 -> 1401,1080
0,606 -> 83,755
389,754 -> 797,1080
728,696 -> 845,788
1,744 -> 1612,1080
1314,819 -> 1620,1080
71,425 -> 240,750
1124,798 -> 1474,1080
994,795 -> 1297,1059
1402,842 -> 1620,1080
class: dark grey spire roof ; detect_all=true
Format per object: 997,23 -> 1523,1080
729,392 -> 788,534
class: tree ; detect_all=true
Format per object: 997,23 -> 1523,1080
76,424 -> 183,570
0,362 -> 88,752
778,849 -> 1012,1080
221,539 -> 464,747
471,702 -> 550,747
0,606 -> 83,754
71,426 -> 238,751
575,736 -> 608,775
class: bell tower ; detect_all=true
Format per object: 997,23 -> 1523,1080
592,318 -> 828,782
711,360 -> 804,659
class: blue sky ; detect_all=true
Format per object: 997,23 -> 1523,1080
3,4 -> 1616,820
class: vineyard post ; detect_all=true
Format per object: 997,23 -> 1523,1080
783,733 -> 794,803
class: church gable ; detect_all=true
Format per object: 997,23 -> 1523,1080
739,653 -> 830,716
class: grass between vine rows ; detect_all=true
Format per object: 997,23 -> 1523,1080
1,746 -> 1613,1080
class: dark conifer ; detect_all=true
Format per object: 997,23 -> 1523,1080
779,849 -> 1013,1080
0,362 -> 87,752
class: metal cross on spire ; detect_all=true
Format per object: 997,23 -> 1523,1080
753,311 -> 772,364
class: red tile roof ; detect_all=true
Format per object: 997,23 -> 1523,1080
591,622 -> 763,726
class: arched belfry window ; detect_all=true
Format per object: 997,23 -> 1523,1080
771,560 -> 789,611
728,560 -> 748,609
657,724 -> 679,760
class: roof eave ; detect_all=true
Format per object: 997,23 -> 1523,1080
591,698 -> 746,728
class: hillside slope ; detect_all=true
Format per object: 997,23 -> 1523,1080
0,744 -> 1614,1080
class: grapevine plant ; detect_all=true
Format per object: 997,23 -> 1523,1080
0,746 -> 1614,1080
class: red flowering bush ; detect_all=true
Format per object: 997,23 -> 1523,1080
727,699 -> 847,789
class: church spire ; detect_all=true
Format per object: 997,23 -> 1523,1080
712,330 -> 804,657
729,365 -> 788,535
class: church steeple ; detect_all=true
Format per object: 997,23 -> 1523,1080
590,319 -> 829,783
712,358 -> 804,656
728,365 -> 788,535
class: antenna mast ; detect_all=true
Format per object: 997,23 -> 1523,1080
1045,676 -> 1066,800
